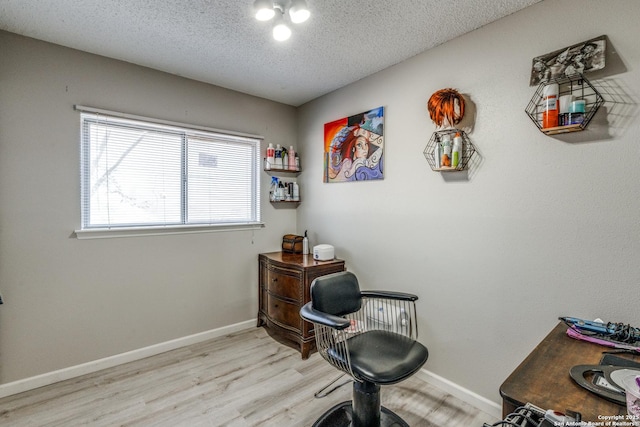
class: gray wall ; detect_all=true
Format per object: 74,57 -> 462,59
0,31 -> 296,383
296,0 -> 640,401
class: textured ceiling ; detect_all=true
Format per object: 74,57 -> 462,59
0,0 -> 541,106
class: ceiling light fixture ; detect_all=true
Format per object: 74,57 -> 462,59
288,0 -> 310,24
272,11 -> 292,41
254,0 -> 276,21
253,0 -> 310,41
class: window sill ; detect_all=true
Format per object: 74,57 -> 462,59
74,223 -> 265,239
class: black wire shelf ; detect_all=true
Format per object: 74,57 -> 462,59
526,73 -> 604,135
423,129 -> 476,172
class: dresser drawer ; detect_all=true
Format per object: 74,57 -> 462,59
258,252 -> 345,359
267,294 -> 301,332
266,266 -> 302,301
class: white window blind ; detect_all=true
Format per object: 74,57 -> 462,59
78,107 -> 261,234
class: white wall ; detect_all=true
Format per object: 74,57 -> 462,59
297,0 -> 640,402
0,31 -> 296,384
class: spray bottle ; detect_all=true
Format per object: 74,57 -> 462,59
269,177 -> 278,202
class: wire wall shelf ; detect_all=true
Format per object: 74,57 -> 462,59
423,129 -> 476,172
526,73 -> 604,135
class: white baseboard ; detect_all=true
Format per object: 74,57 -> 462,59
416,368 -> 502,420
1,319 -> 502,421
0,319 -> 256,399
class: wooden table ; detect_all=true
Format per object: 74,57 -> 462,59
500,322 -> 640,421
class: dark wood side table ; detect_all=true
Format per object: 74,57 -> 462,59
500,322 -> 640,421
257,251 -> 345,359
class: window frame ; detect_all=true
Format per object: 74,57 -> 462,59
74,105 -> 264,239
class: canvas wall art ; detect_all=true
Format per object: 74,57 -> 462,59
529,35 -> 606,86
323,107 -> 384,183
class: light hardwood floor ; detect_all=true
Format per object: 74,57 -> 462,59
0,327 -> 498,426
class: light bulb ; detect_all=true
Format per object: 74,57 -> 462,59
254,0 -> 275,21
273,21 -> 291,41
289,0 -> 310,23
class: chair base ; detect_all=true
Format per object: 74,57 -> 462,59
312,401 -> 409,427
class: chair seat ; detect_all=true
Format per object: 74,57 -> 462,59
328,330 -> 429,385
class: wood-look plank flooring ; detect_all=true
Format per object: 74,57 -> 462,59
0,327 -> 499,426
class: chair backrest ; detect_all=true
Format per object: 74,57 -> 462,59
311,271 -> 362,316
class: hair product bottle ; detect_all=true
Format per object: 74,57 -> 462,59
266,143 -> 275,170
292,182 -> 299,201
275,144 -> 283,169
452,132 -> 462,168
559,94 -> 574,126
277,181 -> 285,201
569,100 -> 586,125
288,146 -> 296,170
286,182 -> 293,201
303,230 -> 309,255
542,83 -> 559,129
441,134 -> 452,167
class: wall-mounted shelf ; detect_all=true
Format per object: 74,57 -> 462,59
265,159 -> 301,207
526,73 -> 604,135
265,167 -> 301,176
264,159 -> 301,175
423,129 -> 476,172
270,200 -> 300,208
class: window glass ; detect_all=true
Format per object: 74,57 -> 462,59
80,112 -> 261,231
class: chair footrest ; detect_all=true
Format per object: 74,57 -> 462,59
312,401 -> 409,427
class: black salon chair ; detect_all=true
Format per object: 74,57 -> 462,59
300,271 -> 429,427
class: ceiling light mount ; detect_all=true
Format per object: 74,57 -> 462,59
253,0 -> 310,41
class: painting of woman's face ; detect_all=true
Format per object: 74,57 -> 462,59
324,106 -> 384,182
354,136 -> 369,159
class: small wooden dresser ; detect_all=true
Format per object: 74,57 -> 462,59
258,251 -> 345,359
